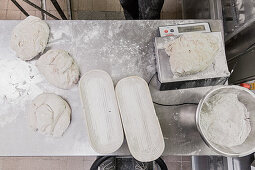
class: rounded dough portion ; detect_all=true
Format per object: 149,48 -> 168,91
10,16 -> 49,61
36,49 -> 80,89
29,93 -> 71,137
200,93 -> 251,147
165,33 -> 219,76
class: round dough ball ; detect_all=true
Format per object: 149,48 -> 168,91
200,93 -> 250,147
10,16 -> 49,61
165,33 -> 219,76
29,93 -> 71,137
36,49 -> 80,89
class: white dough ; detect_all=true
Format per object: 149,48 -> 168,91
28,93 -> 71,137
10,16 -> 49,61
165,33 -> 219,76
200,93 -> 251,147
36,49 -> 80,89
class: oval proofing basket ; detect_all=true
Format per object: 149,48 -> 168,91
79,70 -> 124,154
115,76 -> 165,162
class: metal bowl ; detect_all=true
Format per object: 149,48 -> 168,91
196,85 -> 255,157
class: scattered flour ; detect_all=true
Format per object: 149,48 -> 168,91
200,93 -> 251,147
0,59 -> 43,127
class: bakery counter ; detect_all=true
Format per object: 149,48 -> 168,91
0,20 -> 222,156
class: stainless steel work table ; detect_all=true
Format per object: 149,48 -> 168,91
0,20 -> 222,156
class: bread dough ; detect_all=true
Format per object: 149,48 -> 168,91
10,16 -> 49,61
200,93 -> 251,147
36,49 -> 80,89
165,33 -> 219,76
28,93 -> 71,137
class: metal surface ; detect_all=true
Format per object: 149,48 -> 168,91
182,0 -> 222,20
251,156 -> 255,169
228,154 -> 254,170
97,156 -> 158,170
228,48 -> 255,84
66,0 -> 72,20
224,0 -> 255,61
192,156 -> 228,170
41,0 -> 46,20
224,0 -> 255,41
192,155 -> 254,170
0,20 -> 222,156
210,0 -> 223,20
196,86 -> 255,157
225,20 -> 255,62
158,23 -> 211,36
223,0 -> 255,86
222,0 -> 239,36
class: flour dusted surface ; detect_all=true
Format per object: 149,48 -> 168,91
0,59 -> 43,127
200,93 -> 251,147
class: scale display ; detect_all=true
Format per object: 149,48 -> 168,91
178,25 -> 206,33
159,23 -> 211,37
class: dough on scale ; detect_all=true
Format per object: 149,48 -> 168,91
36,49 -> 80,89
28,93 -> 71,137
10,16 -> 49,61
165,32 -> 219,76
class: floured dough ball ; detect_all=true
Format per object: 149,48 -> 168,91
28,93 -> 71,137
10,16 -> 49,61
165,33 -> 219,76
200,93 -> 251,147
36,49 -> 80,89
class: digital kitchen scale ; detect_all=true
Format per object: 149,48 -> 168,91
154,31 -> 230,91
159,22 -> 211,37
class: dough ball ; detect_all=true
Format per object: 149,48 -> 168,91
165,33 -> 219,76
201,93 -> 251,147
28,93 -> 71,137
36,49 -> 80,89
10,16 -> 49,61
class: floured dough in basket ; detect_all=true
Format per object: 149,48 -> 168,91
165,33 -> 219,76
